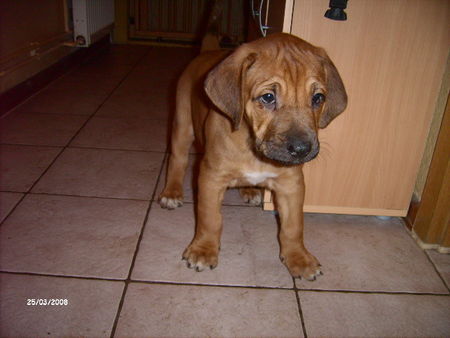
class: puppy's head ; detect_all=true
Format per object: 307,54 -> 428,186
205,33 -> 347,165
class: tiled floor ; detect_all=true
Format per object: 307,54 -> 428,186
1,45 -> 449,337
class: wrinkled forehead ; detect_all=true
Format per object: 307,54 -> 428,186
245,43 -> 325,98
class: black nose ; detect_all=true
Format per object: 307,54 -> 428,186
287,139 -> 312,158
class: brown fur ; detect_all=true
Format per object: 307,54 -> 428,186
159,33 -> 347,280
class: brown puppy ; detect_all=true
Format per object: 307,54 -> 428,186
159,33 -> 347,280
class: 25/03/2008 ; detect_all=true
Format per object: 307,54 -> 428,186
27,299 -> 68,306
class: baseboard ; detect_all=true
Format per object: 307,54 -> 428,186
0,36 -> 110,117
411,230 -> 450,253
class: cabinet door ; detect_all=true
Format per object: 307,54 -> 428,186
289,0 -> 449,216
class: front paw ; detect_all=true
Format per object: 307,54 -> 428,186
159,189 -> 183,210
280,250 -> 322,281
182,242 -> 219,272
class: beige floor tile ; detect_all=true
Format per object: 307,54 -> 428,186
95,85 -> 174,120
115,283 -> 303,337
156,154 -> 259,206
118,76 -> 176,99
427,250 -> 450,288
0,273 -> 124,337
295,214 -> 448,293
1,112 -> 87,146
32,148 -> 164,199
45,73 -> 119,97
71,116 -> 168,151
0,145 -> 61,192
15,86 -> 108,115
300,291 -> 450,337
135,46 -> 196,71
0,194 -> 147,278
132,204 -> 293,288
38,45 -> 148,95
96,47 -> 195,121
67,46 -> 148,77
0,192 -> 23,223
45,62 -> 130,95
70,64 -> 132,80
88,44 -> 149,67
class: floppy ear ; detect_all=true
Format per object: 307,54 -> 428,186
204,49 -> 256,130
319,52 -> 348,128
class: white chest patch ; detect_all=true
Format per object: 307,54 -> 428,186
243,171 -> 278,185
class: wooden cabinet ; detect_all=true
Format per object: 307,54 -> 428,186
265,0 -> 449,217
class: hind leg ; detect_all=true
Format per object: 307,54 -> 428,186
239,188 -> 263,206
159,82 -> 194,209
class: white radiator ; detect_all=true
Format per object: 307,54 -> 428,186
72,0 -> 115,47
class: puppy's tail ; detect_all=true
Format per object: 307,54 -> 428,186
200,0 -> 223,52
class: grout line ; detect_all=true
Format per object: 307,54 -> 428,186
1,269 -> 448,297
128,154 -> 168,279
0,270 -> 293,292
0,188 -> 270,228
126,279 -> 294,291
400,219 -> 450,293
110,175 -> 164,334
26,191 -> 151,202
0,143 -> 62,149
70,114 -> 170,121
0,143 -> 168,154
424,250 -> 450,293
294,279 -> 308,338
4,110 -> 171,120
295,287 -> 450,297
2,111 -> 93,118
110,147 -> 168,337
0,270 -> 124,283
0,193 -> 28,229
67,145 -> 167,154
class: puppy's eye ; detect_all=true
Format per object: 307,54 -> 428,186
312,93 -> 326,107
259,93 -> 276,105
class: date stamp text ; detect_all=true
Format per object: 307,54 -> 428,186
27,299 -> 69,306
